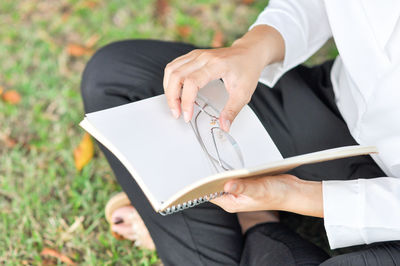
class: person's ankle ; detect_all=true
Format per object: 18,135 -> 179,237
237,211 -> 279,234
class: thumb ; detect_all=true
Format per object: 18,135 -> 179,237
219,94 -> 247,132
224,179 -> 258,197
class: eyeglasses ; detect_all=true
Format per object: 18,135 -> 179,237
189,97 -> 245,172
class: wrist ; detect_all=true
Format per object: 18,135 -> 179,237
281,176 -> 324,218
232,25 -> 285,68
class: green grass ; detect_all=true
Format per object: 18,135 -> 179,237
0,0 -> 337,264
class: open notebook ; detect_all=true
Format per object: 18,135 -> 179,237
80,80 -> 377,215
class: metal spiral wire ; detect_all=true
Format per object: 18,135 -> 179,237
159,191 -> 226,216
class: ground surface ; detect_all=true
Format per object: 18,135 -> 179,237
0,0 -> 337,264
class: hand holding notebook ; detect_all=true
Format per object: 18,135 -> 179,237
80,80 -> 377,215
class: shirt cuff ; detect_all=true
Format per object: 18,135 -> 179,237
249,9 -> 307,87
322,179 -> 366,249
376,137 -> 400,177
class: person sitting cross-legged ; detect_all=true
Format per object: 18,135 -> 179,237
81,0 -> 400,265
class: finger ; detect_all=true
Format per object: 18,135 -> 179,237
180,57 -> 226,122
163,50 -> 200,89
164,69 -> 183,119
180,64 -> 221,122
165,59 -> 209,118
180,72 -> 206,122
164,60 -> 192,118
210,193 -> 239,211
164,53 -> 207,118
219,92 -> 249,132
224,179 -> 261,197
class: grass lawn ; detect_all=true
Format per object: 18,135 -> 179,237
0,0 -> 337,264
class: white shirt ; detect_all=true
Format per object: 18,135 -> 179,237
251,0 -> 400,249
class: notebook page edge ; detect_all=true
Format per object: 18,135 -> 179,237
247,145 -> 378,175
159,145 -> 377,211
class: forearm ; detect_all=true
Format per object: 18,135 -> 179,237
232,25 -> 285,68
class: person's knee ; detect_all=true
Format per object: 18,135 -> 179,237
82,39 -> 153,87
80,41 -> 131,112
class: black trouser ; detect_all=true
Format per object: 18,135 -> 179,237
80,40 -> 400,265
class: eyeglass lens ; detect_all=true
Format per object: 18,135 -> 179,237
195,103 -> 244,171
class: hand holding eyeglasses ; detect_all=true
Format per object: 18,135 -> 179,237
163,25 -> 285,132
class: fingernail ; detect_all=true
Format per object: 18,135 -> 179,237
171,109 -> 179,119
223,119 -> 231,132
113,217 -> 124,224
183,111 -> 190,123
228,183 -> 237,193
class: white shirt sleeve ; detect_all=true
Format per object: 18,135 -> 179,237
323,176 -> 400,249
250,0 -> 332,87
253,0 -> 400,250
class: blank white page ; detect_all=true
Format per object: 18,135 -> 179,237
82,80 -> 282,209
85,95 -> 212,209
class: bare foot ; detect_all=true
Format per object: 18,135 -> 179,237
111,205 -> 156,250
237,211 -> 280,234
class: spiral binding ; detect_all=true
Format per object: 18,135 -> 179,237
159,191 -> 226,216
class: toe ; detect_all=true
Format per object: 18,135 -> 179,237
111,205 -> 136,224
109,205 -> 155,250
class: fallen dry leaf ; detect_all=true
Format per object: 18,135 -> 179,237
177,25 -> 192,38
0,132 -> 17,148
67,43 -> 93,57
154,0 -> 170,22
242,0 -> 255,4
41,248 -> 76,265
62,12 -> 71,22
73,133 -> 94,171
4,136 -> 17,148
2,90 -> 21,104
81,0 -> 99,9
84,34 -> 100,48
60,4 -> 72,22
211,30 -> 225,48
